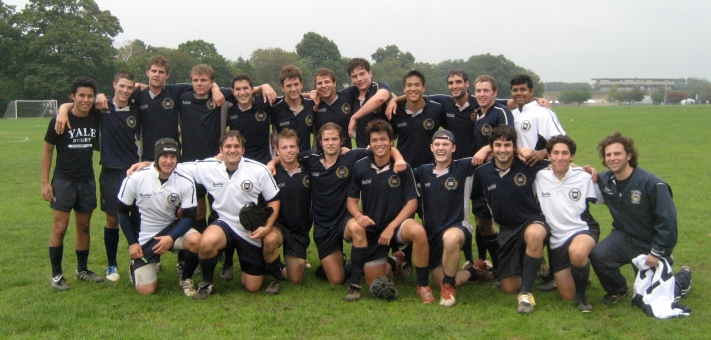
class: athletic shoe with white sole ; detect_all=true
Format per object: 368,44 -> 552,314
345,284 -> 362,302
439,283 -> 456,306
192,282 -> 214,300
576,296 -> 593,313
539,279 -> 558,292
219,266 -> 234,281
179,278 -> 197,297
75,269 -> 104,283
266,279 -> 283,295
417,286 -> 435,304
601,289 -> 629,305
105,265 -> 120,282
517,292 -> 536,314
51,274 -> 69,291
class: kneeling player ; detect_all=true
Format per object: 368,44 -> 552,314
534,135 -> 600,312
344,120 -> 432,302
261,129 -> 312,294
118,139 -> 202,295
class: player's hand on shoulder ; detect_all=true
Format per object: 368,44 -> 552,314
583,165 -> 598,183
535,97 -> 551,108
95,93 -> 109,110
385,98 -> 398,120
127,161 -> 152,176
472,148 -> 490,166
517,147 -> 533,163
393,159 -> 407,173
348,118 -> 357,139
55,103 -> 73,134
340,147 -> 351,155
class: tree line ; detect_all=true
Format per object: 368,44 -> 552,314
0,0 -> 548,111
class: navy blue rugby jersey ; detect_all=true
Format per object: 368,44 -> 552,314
350,82 -> 391,148
138,83 -> 192,161
99,98 -> 140,168
271,96 -> 315,152
226,95 -> 272,164
472,103 -> 514,156
274,163 -> 312,237
313,87 -> 356,149
178,88 -> 233,162
391,98 -> 444,168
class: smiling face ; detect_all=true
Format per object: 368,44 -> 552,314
70,87 -> 96,115
604,142 -> 632,176
431,138 -> 455,166
232,79 -> 254,107
492,138 -> 515,168
156,153 -> 178,178
113,78 -> 135,106
220,136 -> 245,168
277,137 -> 299,166
315,75 -> 336,102
549,142 -> 573,176
511,83 -> 534,107
475,81 -> 497,110
447,74 -> 469,100
369,131 -> 392,159
404,75 -> 425,103
281,77 -> 303,102
350,67 -> 373,92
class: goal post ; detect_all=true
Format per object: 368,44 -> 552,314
4,100 -> 58,118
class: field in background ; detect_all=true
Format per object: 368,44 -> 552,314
0,106 -> 708,339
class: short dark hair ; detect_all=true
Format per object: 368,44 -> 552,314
365,119 -> 394,142
317,122 -> 344,144
147,55 -> 170,74
510,74 -> 533,90
403,70 -> 425,87
220,130 -> 246,148
474,75 -> 498,92
232,74 -> 254,88
276,128 -> 299,149
447,70 -> 469,82
546,135 -> 576,155
314,68 -> 336,83
347,58 -> 370,75
598,131 -> 639,168
279,65 -> 302,85
70,77 -> 98,95
114,70 -> 136,83
488,125 -> 517,149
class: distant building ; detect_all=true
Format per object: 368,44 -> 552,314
592,78 -> 675,92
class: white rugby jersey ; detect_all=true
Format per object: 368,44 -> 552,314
534,166 -> 602,249
118,166 -> 197,245
177,157 -> 279,246
512,101 -> 566,149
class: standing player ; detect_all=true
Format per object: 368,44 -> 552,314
345,58 -> 392,148
117,138 -> 202,295
311,68 -> 354,149
270,66 -> 315,152
534,135 -> 600,312
43,77 -> 103,290
471,126 -> 550,314
414,130 -> 490,306
260,129 -> 312,294
590,132 -> 691,305
344,120 -> 433,303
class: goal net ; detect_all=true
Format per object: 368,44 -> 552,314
4,100 -> 58,118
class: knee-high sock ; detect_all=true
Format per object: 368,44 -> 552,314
199,255 -> 219,283
49,245 -> 64,276
104,227 -> 119,267
349,246 -> 367,287
571,263 -> 590,298
521,254 -> 542,293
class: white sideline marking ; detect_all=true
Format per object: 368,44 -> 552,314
0,136 -> 29,143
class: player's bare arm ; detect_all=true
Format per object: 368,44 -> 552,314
210,82 -> 226,107
41,142 -> 55,201
379,198 -> 418,246
249,200 -> 280,239
54,103 -> 74,134
127,161 -> 153,176
347,88 -> 390,137
253,83 -> 277,105
347,197 -> 375,228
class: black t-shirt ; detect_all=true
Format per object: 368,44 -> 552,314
274,163 -> 312,237
44,110 -> 101,181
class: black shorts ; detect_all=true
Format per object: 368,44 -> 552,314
275,223 -> 310,259
100,167 -> 127,214
50,178 -> 96,213
549,230 -> 598,274
498,216 -> 550,280
428,224 -> 472,270
313,218 -> 348,260
196,183 -> 207,199
471,195 -> 492,219
363,227 -> 392,263
212,220 -> 265,276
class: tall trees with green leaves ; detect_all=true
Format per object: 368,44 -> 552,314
249,48 -> 299,91
559,88 -> 592,105
178,39 -> 232,87
295,32 -> 348,90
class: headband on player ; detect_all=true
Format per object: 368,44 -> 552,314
432,130 -> 455,144
154,138 -> 180,160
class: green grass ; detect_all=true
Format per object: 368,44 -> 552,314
0,105 -> 709,339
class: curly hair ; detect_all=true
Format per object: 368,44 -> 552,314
598,131 -> 638,168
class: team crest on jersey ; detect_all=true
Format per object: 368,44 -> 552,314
305,115 -> 313,126
206,100 -> 215,110
630,190 -> 642,204
514,173 -> 527,186
423,119 -> 435,130
302,176 -> 311,188
126,116 -> 137,128
388,175 -> 401,188
444,177 -> 458,190
521,121 -> 531,132
342,103 -> 351,115
167,193 -> 180,204
336,166 -> 349,178
162,98 -> 174,110
568,188 -> 581,201
469,112 -> 477,121
241,180 -> 253,192
255,110 -> 267,121
481,124 -> 492,136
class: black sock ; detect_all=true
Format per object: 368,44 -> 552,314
49,245 -> 64,276
571,263 -> 590,298
177,249 -> 185,263
483,233 -> 499,269
223,244 -> 235,268
104,227 -> 119,267
76,249 -> 90,272
415,266 -> 429,287
266,256 -> 286,281
443,274 -> 455,286
475,228 -> 486,260
402,245 -> 412,268
521,254 -> 542,293
466,266 -> 480,281
349,246 -> 367,286
182,251 -> 200,281
386,256 -> 398,272
199,255 -> 219,283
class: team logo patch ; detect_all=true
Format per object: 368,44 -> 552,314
521,121 -> 531,132
305,115 -> 313,126
388,175 -> 401,188
336,166 -> 349,179
342,103 -> 351,115
514,173 -> 527,186
423,119 -> 435,130
206,100 -> 215,110
568,188 -> 581,201
469,112 -> 477,121
167,193 -> 180,204
126,116 -> 137,128
162,98 -> 174,110
302,176 -> 310,188
444,177 -> 458,190
255,110 -> 267,121
481,124 -> 492,136
241,180 -> 253,192
630,190 -> 642,204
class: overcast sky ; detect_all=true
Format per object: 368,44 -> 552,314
6,0 -> 710,83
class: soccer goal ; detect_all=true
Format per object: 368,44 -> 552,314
4,100 -> 58,118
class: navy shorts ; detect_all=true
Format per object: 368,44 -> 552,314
212,220 -> 265,276
427,224 -> 472,270
549,230 -> 598,273
100,167 -> 127,214
275,222 -> 310,259
50,178 -> 96,213
313,218 -> 348,260
498,216 -> 550,280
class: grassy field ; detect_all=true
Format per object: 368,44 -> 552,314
0,105 -> 709,339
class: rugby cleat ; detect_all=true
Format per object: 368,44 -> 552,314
50,274 -> 69,291
75,269 -> 104,283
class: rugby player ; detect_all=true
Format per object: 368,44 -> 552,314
270,66 -> 315,152
345,58 -> 392,148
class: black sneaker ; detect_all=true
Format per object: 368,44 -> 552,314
192,282 -> 214,300
266,279 -> 283,295
345,284 -> 362,302
75,270 -> 103,283
601,289 -> 629,305
576,296 -> 593,313
675,266 -> 692,302
50,274 -> 69,291
539,279 -> 557,292
219,266 -> 234,281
